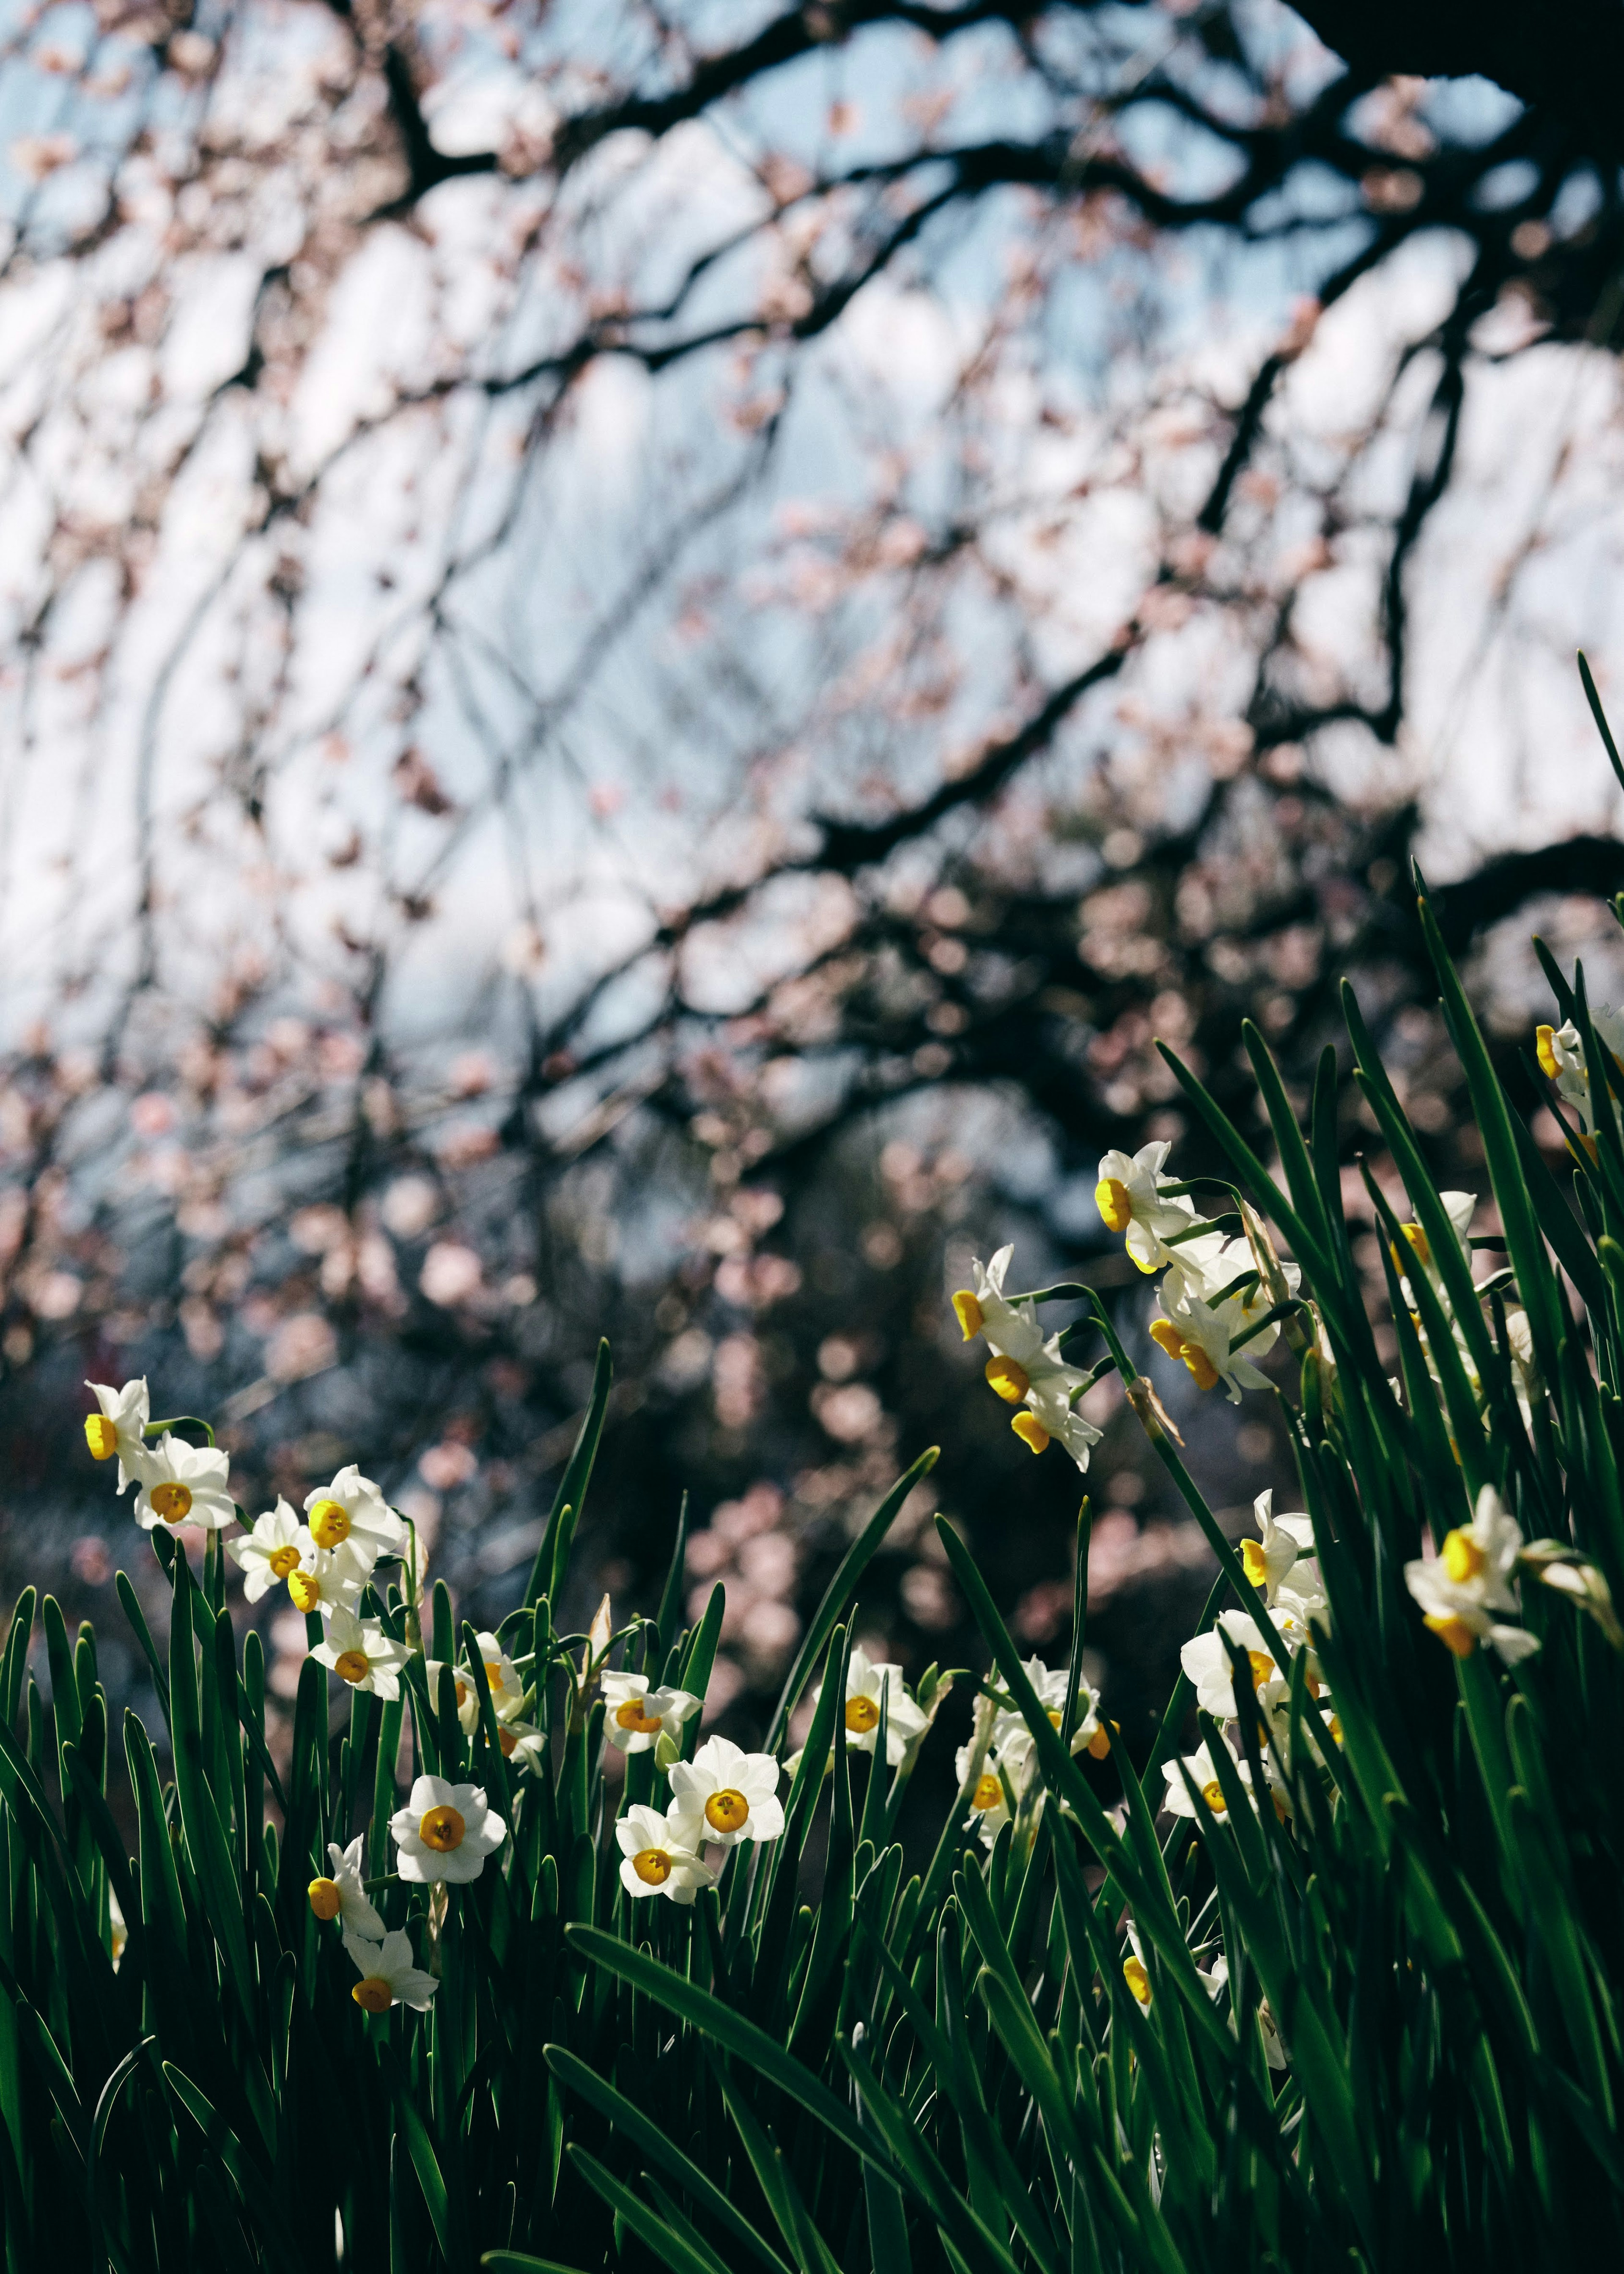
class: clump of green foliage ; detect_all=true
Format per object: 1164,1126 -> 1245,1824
4,868 -> 1624,2270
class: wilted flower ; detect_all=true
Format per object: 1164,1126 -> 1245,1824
229,1499 -> 308,1602
348,1928 -> 439,2013
133,1435 -> 236,1532
83,1378 -> 154,1492
614,1803 -> 716,1903
313,1607 -> 410,1698
308,1835 -> 386,1954
667,1735 -> 784,1848
600,1669 -> 702,1754
1403,1484 -> 1537,1662
391,1774 -> 507,1885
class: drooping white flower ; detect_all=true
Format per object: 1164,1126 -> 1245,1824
228,1499 -> 309,1603
1238,1490 -> 1315,1604
286,1542 -> 370,1620
667,1735 -> 784,1849
133,1435 -> 236,1532
1012,1370 -> 1104,1474
1151,1241 -> 1299,1403
302,1465 -> 406,1566
1403,1484 -> 1537,1663
1094,1142 -> 1206,1274
83,1378 -> 154,1492
615,1802 -> 716,1903
347,1927 -> 439,2013
390,1773 -> 507,1885
950,1248 -> 1095,1449
804,1645 -> 928,1767
313,1607 -> 410,1699
600,1670 -> 703,1754
307,1834 -> 386,1952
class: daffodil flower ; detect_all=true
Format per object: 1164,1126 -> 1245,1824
1179,1614 -> 1289,1720
492,1718 -> 547,1771
1163,1738 -> 1284,1824
1238,1490 -> 1315,1604
803,1645 -> 928,1767
1094,1142 -> 1206,1273
302,1465 -> 406,1565
1536,1012 -> 1624,1148
990,1656 -> 1111,1762
1390,1190 -> 1476,1312
347,1928 -> 439,2013
228,1499 -> 309,1602
959,1755 -> 1016,1846
601,1669 -> 702,1754
614,1803 -> 716,1903
133,1434 -> 236,1532
667,1735 -> 784,1849
1122,1920 -> 1152,2008
1013,1373 -> 1104,1473
390,1773 -> 507,1885
1198,1952 -> 1287,2070
1403,1484 -> 1537,1663
308,1834 -> 386,1954
83,1378 -> 155,1492
286,1544 -> 369,1620
313,1607 -> 410,1699
1150,1240 -> 1298,1403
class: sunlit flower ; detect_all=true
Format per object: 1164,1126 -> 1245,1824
348,1927 -> 439,2013
1536,1013 -> 1624,1147
1179,1614 -> 1291,1720
461,1630 -> 525,1725
313,1606 -> 410,1699
83,1378 -> 154,1492
667,1734 -> 784,1848
1012,1372 -> 1104,1473
804,1644 -> 928,1766
1238,1490 -> 1315,1604
1094,1141 -> 1206,1273
951,1246 -> 1088,1402
1403,1484 -> 1537,1662
1150,1240 -> 1298,1403
133,1434 -> 236,1532
303,1465 -> 406,1566
614,1802 -> 716,1903
390,1773 -> 507,1885
1163,1738 -> 1281,1823
1391,1190 -> 1476,1309
600,1669 -> 702,1753
286,1544 -> 369,1620
228,1499 -> 309,1602
308,1834 -> 386,1953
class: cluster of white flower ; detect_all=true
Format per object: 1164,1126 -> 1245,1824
952,1146 -> 1300,1472
955,1654 -> 1108,1851
85,1375 -> 421,1695
1163,1491 -> 1330,1829
616,1733 -> 786,1905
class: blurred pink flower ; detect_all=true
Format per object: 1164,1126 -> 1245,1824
420,1243 -> 481,1305
266,1311 -> 337,1381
